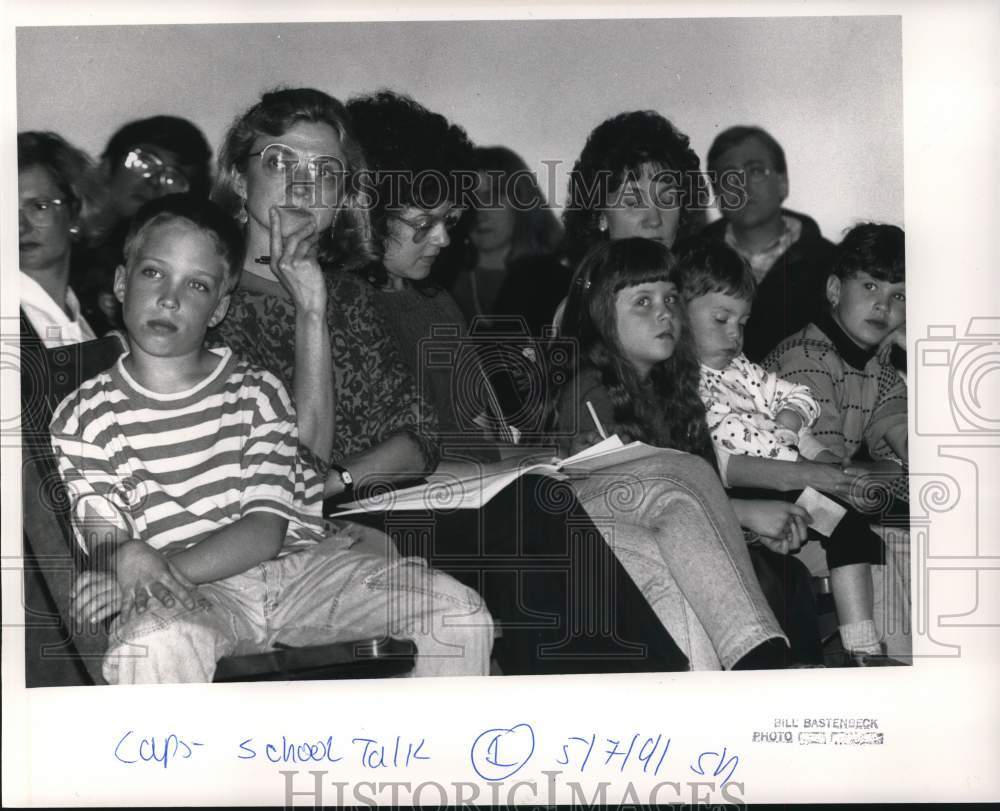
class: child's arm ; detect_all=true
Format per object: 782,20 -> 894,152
747,356 -> 820,429
865,361 -> 909,463
66,503 -> 197,622
766,343 -> 850,460
726,454 -> 856,496
555,374 -> 632,457
51,399 -> 197,618
881,421 -> 909,460
167,513 -> 287,584
699,366 -> 795,462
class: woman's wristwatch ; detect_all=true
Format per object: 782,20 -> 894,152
328,461 -> 354,495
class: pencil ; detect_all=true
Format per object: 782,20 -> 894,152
585,400 -> 608,439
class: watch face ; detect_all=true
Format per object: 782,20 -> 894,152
341,469 -> 353,486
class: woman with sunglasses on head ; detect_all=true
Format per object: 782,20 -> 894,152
18,131 -> 99,348
74,116 -> 214,336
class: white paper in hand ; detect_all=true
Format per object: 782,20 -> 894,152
795,486 -> 847,537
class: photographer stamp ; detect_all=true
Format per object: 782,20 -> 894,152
755,717 -> 884,746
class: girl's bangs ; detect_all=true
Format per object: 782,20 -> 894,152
611,265 -> 672,293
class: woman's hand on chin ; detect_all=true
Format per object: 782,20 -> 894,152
269,206 -> 326,316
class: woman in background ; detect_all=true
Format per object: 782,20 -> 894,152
563,110 -> 705,265
553,110 -> 705,328
74,115 -> 214,336
18,131 -> 99,347
449,145 -> 569,335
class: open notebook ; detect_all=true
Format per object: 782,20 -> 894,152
329,436 -> 681,516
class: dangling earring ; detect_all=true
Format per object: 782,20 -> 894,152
238,197 -> 248,225
598,215 -> 608,233
68,224 -> 80,237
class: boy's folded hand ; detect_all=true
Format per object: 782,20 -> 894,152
114,541 -> 198,617
72,571 -> 123,626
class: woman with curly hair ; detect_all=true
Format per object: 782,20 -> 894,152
563,110 -> 705,270
18,130 -> 100,347
447,145 -> 570,335
344,91 -> 489,440
552,237 -> 807,669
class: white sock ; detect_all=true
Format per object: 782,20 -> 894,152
840,619 -> 881,655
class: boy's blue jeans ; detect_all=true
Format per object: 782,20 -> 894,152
571,452 -> 786,670
101,527 -> 494,684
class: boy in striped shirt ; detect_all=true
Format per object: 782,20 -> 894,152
51,195 -> 492,683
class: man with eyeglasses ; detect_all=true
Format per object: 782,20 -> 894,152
703,125 -> 834,362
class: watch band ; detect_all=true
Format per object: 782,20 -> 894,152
329,461 -> 354,493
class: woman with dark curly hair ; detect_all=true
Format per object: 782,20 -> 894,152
563,110 -> 705,270
345,91 -> 487,440
18,131 -> 100,347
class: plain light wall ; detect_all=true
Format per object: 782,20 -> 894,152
16,16 -> 902,239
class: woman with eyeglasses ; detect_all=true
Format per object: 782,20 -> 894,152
345,91 -> 505,443
99,115 -> 213,222
18,131 -> 99,347
209,87 -> 425,480
210,87 -> 692,675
